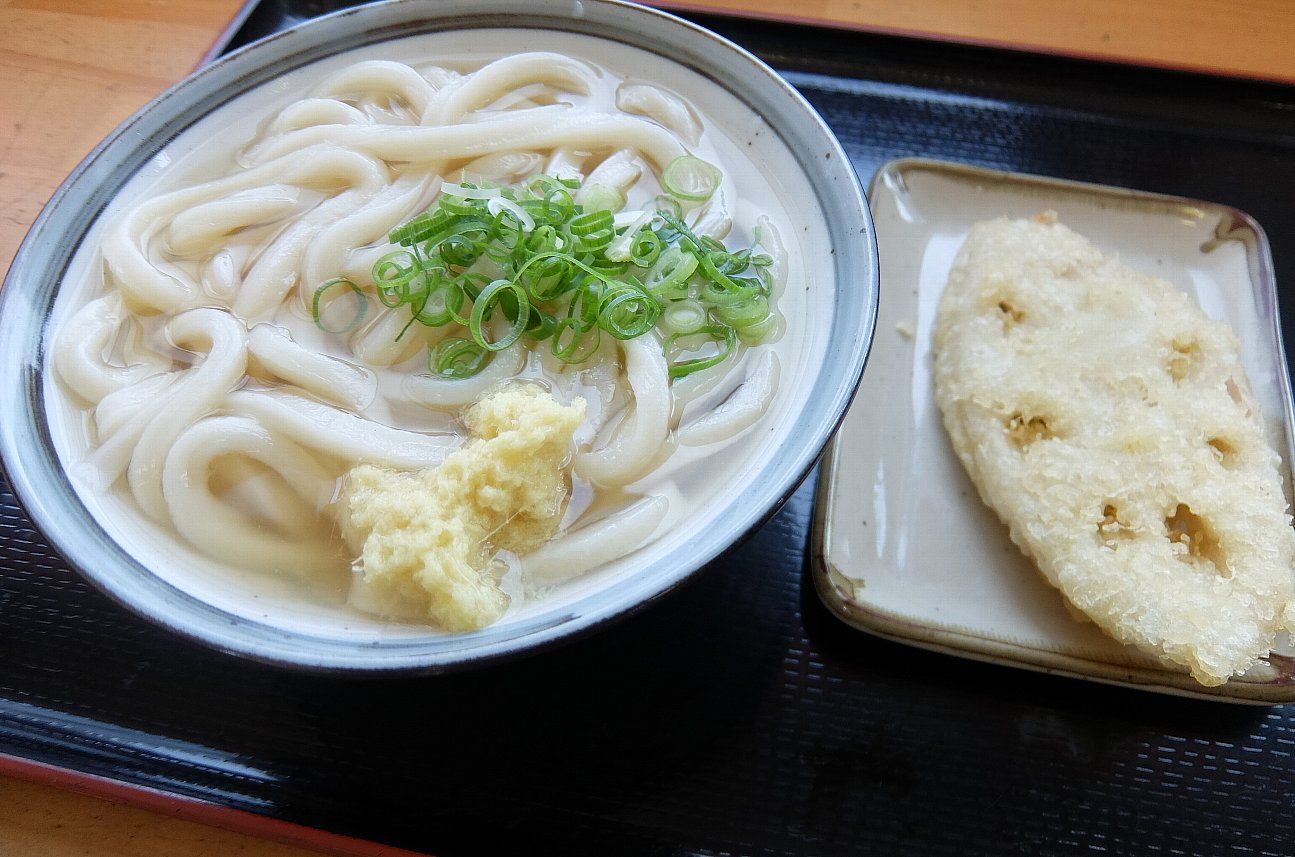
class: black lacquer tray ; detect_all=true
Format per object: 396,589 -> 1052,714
5,4 -> 1295,855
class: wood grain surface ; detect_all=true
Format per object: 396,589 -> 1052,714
653,0 -> 1295,83
1,0 -> 1293,854
0,0 -> 244,273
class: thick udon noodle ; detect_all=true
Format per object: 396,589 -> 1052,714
51,49 -> 794,624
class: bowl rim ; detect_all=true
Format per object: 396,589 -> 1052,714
0,0 -> 879,673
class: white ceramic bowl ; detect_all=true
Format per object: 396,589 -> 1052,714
0,0 -> 878,672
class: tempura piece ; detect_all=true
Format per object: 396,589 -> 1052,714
933,213 -> 1295,686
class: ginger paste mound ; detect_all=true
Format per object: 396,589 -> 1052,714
933,213 -> 1295,686
341,385 -> 586,632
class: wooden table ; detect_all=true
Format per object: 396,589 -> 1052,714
2,0 -> 1293,853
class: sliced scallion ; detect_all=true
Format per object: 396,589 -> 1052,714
469,279 -> 530,352
311,278 -> 368,334
430,337 -> 492,378
653,194 -> 683,218
600,285 -> 662,340
661,300 -> 707,336
662,155 -> 722,202
713,295 -> 770,329
486,196 -> 536,232
737,312 -> 779,345
667,324 -> 737,379
578,182 -> 627,213
312,168 -> 781,380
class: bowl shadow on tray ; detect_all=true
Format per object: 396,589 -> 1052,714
257,496 -> 806,835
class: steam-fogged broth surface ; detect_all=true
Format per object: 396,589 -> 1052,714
45,29 -> 833,639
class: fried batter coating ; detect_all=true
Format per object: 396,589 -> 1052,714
933,214 -> 1295,685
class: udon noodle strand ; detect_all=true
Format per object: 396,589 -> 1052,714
579,148 -> 641,197
163,415 -> 341,577
54,295 -> 167,403
545,147 -> 585,181
267,98 -> 368,134
95,373 -> 181,439
126,308 -> 249,522
424,52 -> 595,124
350,305 -> 442,366
299,170 -> 434,293
166,185 -> 302,257
233,157 -> 389,321
524,495 -> 669,587
248,324 -> 377,411
615,83 -> 703,146
248,110 -> 686,169
315,60 -> 438,117
105,145 -> 388,313
227,390 -> 456,469
678,350 -> 780,447
575,336 -> 672,487
201,249 -> 241,301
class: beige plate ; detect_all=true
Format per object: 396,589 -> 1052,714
813,157 -> 1295,704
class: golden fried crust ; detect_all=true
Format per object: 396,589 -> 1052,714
933,214 -> 1295,686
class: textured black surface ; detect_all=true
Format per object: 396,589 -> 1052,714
5,5 -> 1295,856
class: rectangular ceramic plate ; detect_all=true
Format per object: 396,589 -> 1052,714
813,157 -> 1295,705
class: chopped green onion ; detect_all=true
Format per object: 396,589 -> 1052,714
373,250 -> 419,288
526,174 -> 576,195
570,209 -> 614,237
644,247 -> 699,299
518,253 -> 574,301
441,182 -> 502,200
737,312 -> 779,344
411,280 -> 464,327
526,307 -> 558,341
526,224 -> 567,257
662,155 -> 722,202
661,300 -> 707,336
438,231 -> 486,267
713,294 -> 769,329
629,230 -> 663,267
653,194 -> 683,218
578,182 -> 627,213
311,278 -> 368,334
552,318 -> 602,363
487,196 -> 536,232
569,209 -> 615,254
430,338 -> 492,378
590,256 -> 630,278
317,168 -> 781,381
469,279 -> 529,352
567,280 -> 603,332
698,279 -> 750,308
541,186 -> 575,222
600,284 -> 662,340
667,324 -> 737,379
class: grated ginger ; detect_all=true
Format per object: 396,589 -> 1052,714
340,385 -> 585,632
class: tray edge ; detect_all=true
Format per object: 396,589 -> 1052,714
0,752 -> 430,857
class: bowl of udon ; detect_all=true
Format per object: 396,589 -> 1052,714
0,0 -> 877,671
